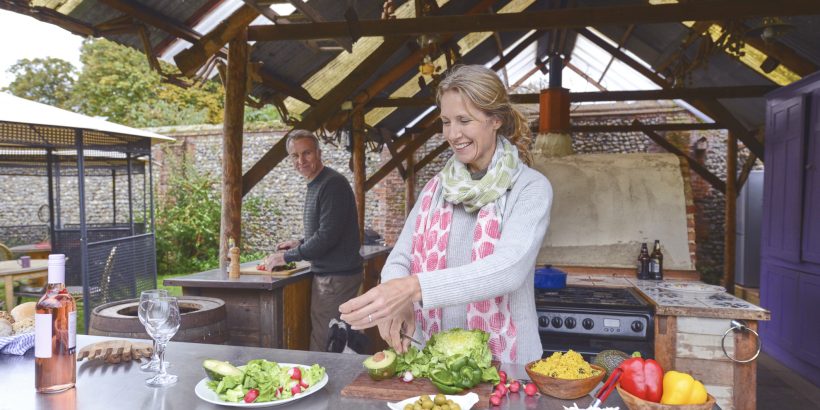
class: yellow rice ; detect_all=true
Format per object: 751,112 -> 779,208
530,350 -> 600,380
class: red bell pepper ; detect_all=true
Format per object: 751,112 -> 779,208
618,353 -> 663,403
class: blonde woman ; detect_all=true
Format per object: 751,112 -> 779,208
340,65 -> 552,364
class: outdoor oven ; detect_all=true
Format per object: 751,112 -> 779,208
531,153 -> 698,359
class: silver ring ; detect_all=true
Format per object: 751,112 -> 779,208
368,314 -> 373,323
722,319 -> 762,363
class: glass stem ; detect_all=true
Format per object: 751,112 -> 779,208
152,339 -> 159,364
157,343 -> 167,377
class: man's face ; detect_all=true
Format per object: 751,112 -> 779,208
288,137 -> 323,180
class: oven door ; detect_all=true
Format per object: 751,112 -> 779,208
539,333 -> 654,361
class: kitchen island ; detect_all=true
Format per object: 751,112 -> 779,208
0,335 -> 633,410
564,274 -> 768,410
163,245 -> 392,350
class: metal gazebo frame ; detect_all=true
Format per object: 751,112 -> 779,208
0,93 -> 173,329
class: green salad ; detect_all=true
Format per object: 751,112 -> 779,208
203,359 -> 326,403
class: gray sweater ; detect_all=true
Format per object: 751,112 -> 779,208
284,167 -> 363,274
382,166 -> 552,364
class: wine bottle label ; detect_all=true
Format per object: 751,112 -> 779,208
68,311 -> 77,349
35,313 -> 52,359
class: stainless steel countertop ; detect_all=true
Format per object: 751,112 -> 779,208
0,335 -> 626,410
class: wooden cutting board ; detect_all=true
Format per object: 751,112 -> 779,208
240,260 -> 310,277
340,372 -> 493,409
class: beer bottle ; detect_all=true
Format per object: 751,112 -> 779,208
649,240 -> 664,280
637,243 -> 651,280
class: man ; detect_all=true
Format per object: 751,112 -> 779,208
265,129 -> 363,352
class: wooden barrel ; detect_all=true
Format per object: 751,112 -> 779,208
89,296 -> 228,344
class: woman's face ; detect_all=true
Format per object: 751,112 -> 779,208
440,89 -> 501,173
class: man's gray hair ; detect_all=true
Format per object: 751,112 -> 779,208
286,129 -> 321,152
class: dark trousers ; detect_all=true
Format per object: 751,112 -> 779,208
309,271 -> 363,352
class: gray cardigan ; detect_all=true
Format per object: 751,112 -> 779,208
382,166 -> 552,364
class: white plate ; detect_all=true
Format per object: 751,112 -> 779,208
194,363 -> 329,407
657,282 -> 726,296
387,392 -> 479,410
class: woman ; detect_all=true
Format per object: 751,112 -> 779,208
339,65 -> 552,364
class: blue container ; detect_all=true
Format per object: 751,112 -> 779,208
534,265 -> 567,290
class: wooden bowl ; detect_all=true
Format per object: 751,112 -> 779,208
524,361 -> 606,400
616,384 -> 717,410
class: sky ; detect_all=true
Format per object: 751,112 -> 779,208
0,10 -> 84,88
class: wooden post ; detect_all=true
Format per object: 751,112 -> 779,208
405,133 -> 416,217
724,131 -> 737,293
219,28 -> 247,270
352,110 -> 366,246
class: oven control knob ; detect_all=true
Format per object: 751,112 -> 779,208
565,317 -> 576,329
551,317 -> 563,328
539,316 -> 548,328
582,318 -> 594,330
631,320 -> 644,333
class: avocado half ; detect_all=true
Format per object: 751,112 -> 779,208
363,350 -> 397,381
202,359 -> 243,381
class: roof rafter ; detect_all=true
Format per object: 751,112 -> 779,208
247,0 -> 820,41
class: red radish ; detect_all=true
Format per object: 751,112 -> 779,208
495,383 -> 508,396
401,370 -> 414,383
299,380 -> 310,389
274,387 -> 283,398
288,367 -> 302,380
524,383 -> 538,396
498,370 -> 507,384
489,395 -> 502,406
509,380 -> 521,393
490,390 -> 501,399
291,384 -> 302,395
243,389 -> 259,403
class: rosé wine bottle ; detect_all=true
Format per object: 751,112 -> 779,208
35,254 -> 77,393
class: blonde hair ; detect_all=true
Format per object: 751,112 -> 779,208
436,65 -> 533,165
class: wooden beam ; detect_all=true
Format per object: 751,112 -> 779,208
366,85 -> 778,107
724,131 -> 737,294
405,134 -> 417,217
255,68 -> 318,106
248,0 -> 820,41
634,119 -> 726,195
384,138 -> 407,179
572,123 -> 723,133
99,0 -> 206,45
577,28 -> 765,160
0,2 -> 96,37
219,28 -> 248,270
352,110 -> 366,245
742,25 -> 818,77
736,152 -> 758,196
365,112 -> 441,192
414,141 -> 450,174
138,24 -> 161,72
242,36 -> 409,196
174,5 -> 259,77
287,0 -> 353,52
598,24 -> 635,83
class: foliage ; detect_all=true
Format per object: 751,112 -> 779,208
155,151 -> 275,276
3,57 -> 77,108
71,38 -> 225,127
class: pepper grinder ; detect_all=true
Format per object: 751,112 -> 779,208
229,245 -> 240,279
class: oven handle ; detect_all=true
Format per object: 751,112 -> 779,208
721,319 -> 762,363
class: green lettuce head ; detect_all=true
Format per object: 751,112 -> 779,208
425,329 -> 493,369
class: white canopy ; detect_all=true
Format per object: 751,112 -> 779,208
0,92 -> 173,142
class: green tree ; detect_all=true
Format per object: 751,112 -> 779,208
3,57 -> 76,108
71,38 -> 224,127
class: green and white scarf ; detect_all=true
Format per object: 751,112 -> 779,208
439,137 -> 523,213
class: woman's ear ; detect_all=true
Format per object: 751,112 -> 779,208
492,116 -> 502,131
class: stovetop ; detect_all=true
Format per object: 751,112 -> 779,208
535,286 -> 649,310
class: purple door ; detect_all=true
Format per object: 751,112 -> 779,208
763,95 -> 806,263
760,263 -> 800,351
801,90 -> 820,264
797,273 -> 820,368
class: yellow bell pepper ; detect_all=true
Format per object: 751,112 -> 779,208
660,371 -> 708,405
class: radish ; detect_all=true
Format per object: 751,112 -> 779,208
290,384 -> 302,395
498,370 -> 507,384
495,383 -> 508,396
509,380 -> 521,393
489,395 -> 502,407
288,367 -> 302,380
401,370 -> 414,383
243,389 -> 259,403
524,382 -> 538,396
299,380 -> 310,389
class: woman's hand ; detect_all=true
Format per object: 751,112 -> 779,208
339,276 -> 421,330
378,302 -> 416,354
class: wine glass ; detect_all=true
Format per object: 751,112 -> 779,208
138,289 -> 168,371
143,296 -> 180,387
